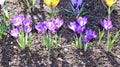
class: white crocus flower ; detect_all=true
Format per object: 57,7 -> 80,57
0,0 -> 5,6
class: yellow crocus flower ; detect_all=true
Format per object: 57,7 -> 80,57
105,0 -> 116,8
44,0 -> 60,8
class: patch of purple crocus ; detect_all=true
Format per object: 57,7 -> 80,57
10,14 -> 32,38
71,0 -> 83,14
35,18 -> 64,34
68,16 -> 97,43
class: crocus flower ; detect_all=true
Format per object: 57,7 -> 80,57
105,0 -> 116,8
83,29 -> 97,43
53,18 -> 64,31
46,18 -> 64,32
71,0 -> 83,14
68,16 -> 88,34
22,18 -> 31,26
100,19 -> 113,31
71,0 -> 83,8
35,21 -> 47,33
24,26 -> 32,33
10,28 -> 19,38
46,21 -> 56,32
44,0 -> 60,8
0,0 -> 5,6
76,25 -> 86,34
68,21 -> 77,32
12,14 -> 24,26
77,16 -> 87,26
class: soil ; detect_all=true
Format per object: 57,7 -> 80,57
0,0 -> 120,67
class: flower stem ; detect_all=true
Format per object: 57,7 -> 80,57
108,7 -> 111,19
50,6 -> 55,18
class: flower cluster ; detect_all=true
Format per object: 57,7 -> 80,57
68,16 -> 87,34
10,14 -> 32,37
10,14 -> 32,50
35,18 -> 64,51
68,16 -> 97,50
35,18 -> 64,34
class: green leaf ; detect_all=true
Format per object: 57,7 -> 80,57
108,31 -> 111,46
107,31 -> 112,51
77,3 -> 85,17
111,30 -> 120,45
84,42 -> 89,51
18,29 -> 26,50
70,4 -> 75,12
79,35 -> 83,49
64,9 -> 74,14
28,35 -> 35,46
110,8 -> 114,15
43,33 -> 52,51
99,29 -> 105,41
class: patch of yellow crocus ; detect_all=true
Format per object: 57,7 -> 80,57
105,0 -> 116,8
44,0 -> 60,8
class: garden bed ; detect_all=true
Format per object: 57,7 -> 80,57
0,0 -> 120,67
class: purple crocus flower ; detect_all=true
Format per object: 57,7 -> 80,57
46,21 -> 56,32
100,19 -> 113,31
22,17 -> 31,26
46,18 -> 64,32
24,26 -> 32,33
71,0 -> 83,8
71,0 -> 83,14
35,21 -> 47,33
68,21 -> 77,32
53,18 -> 64,31
68,16 -> 88,34
83,29 -> 97,43
12,14 -> 24,26
77,16 -> 87,26
76,25 -> 86,34
10,28 -> 19,38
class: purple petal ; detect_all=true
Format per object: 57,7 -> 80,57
10,28 -> 19,38
46,21 -> 56,31
22,17 -> 31,26
12,14 -> 24,26
24,26 -> 32,33
100,19 -> 113,30
83,35 -> 88,43
54,18 -> 64,30
77,16 -> 87,26
71,0 -> 77,7
83,29 -> 97,43
35,21 -> 47,33
77,0 -> 83,7
76,25 -> 85,34
68,21 -> 77,32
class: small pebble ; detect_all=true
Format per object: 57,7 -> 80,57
64,48 -> 68,52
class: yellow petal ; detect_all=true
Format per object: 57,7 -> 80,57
52,0 -> 60,8
105,0 -> 116,7
44,0 -> 60,8
44,0 -> 52,7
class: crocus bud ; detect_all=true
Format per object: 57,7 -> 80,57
44,0 -> 60,8
105,0 -> 116,8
